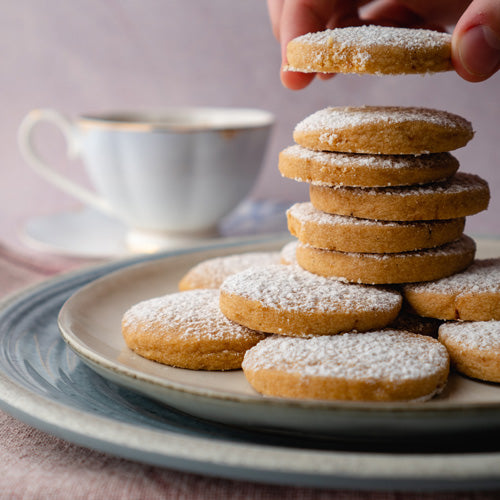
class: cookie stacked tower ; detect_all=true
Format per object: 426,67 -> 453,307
280,105 -> 490,284
121,26 -> 499,404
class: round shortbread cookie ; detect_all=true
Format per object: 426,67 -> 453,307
403,258 -> 500,320
286,25 -> 452,75
242,331 -> 450,402
439,321 -> 500,382
293,106 -> 474,155
121,289 -> 266,371
309,172 -> 489,222
279,145 -> 459,187
295,235 -> 476,285
280,240 -> 298,265
219,264 -> 402,337
287,202 -> 465,253
178,251 -> 281,291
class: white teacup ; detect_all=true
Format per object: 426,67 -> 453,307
18,107 -> 274,249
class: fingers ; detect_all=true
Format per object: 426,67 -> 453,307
267,0 -> 285,40
276,0 -> 360,89
452,0 -> 500,81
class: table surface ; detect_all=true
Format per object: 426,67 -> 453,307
2,233 -> 500,499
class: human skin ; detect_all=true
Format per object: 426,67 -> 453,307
267,0 -> 500,89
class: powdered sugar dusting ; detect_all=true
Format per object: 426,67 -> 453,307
122,289 -> 262,342
282,144 -> 456,171
220,264 -> 401,313
405,258 -> 500,295
280,240 -> 298,265
182,252 -> 281,288
243,330 -> 449,381
294,106 -> 472,134
294,26 -> 451,51
320,172 -> 488,197
300,235 -> 475,262
439,321 -> 500,350
289,202 -> 415,227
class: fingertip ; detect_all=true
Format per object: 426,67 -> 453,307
280,68 -> 316,89
453,24 -> 500,82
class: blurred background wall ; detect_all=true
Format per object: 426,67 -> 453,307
2,0 -> 499,237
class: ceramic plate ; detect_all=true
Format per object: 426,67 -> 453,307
58,235 -> 500,439
2,235 -> 500,491
20,200 -> 289,258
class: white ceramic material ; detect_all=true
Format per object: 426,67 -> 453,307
18,107 -> 274,241
58,236 -> 500,438
3,236 -> 500,490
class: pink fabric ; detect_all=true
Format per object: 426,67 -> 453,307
0,244 -> 499,499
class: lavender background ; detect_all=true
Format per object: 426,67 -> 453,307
3,1 -> 499,238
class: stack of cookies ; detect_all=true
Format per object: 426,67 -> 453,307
280,105 -> 490,284
121,26 -> 499,405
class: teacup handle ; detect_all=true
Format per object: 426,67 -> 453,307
18,109 -> 115,216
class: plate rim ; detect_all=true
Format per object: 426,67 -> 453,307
58,236 -> 500,416
2,235 -> 500,490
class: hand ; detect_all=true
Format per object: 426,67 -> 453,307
267,0 -> 500,89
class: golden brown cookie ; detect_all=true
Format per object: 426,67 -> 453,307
287,202 -> 465,253
403,258 -> 500,320
286,25 -> 452,75
121,289 -> 266,370
242,330 -> 450,402
439,321 -> 500,382
293,106 -> 474,155
178,251 -> 281,291
309,173 -> 489,221
295,235 -> 476,285
279,145 -> 459,187
219,264 -> 402,336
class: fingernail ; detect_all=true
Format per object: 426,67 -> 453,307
459,25 -> 500,77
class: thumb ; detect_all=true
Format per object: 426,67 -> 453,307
452,0 -> 500,82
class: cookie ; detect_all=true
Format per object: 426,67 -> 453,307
287,202 -> 465,253
286,25 -> 452,75
279,145 -> 459,187
438,321 -> 500,382
280,240 -> 298,265
309,173 -> 489,221
178,251 -> 281,291
242,331 -> 450,402
295,235 -> 476,285
403,258 -> 500,320
293,106 -> 474,155
121,289 -> 266,370
219,264 -> 402,336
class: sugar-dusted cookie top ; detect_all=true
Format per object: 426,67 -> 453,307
279,240 -> 298,265
309,172 -> 489,221
279,144 -> 459,187
404,258 -> 500,321
219,264 -> 402,336
178,251 -> 281,291
122,289 -> 266,370
439,320 -> 500,382
286,25 -> 452,75
296,235 -> 476,285
287,202 -> 465,253
293,106 -> 474,154
242,330 -> 450,401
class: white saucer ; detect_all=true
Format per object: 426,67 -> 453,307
20,201 -> 290,259
20,208 -> 130,258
